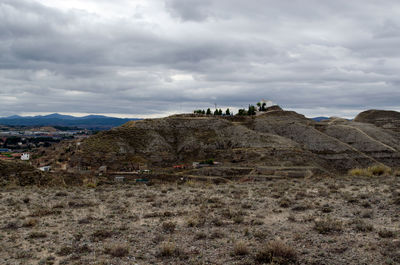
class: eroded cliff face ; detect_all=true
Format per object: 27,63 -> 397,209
64,109 -> 400,174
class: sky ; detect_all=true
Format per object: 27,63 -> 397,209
1,0 -> 400,118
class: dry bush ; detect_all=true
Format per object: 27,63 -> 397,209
162,221 -> 176,233
232,241 -> 249,256
351,219 -> 373,232
314,217 -> 343,234
91,229 -> 114,241
348,168 -> 368,177
22,218 -> 38,228
378,229 -> 396,238
278,198 -> 291,208
186,213 -> 206,227
29,207 -> 61,217
104,243 -> 129,257
367,164 -> 392,176
28,231 -> 47,238
349,165 -> 392,177
194,231 -> 207,240
159,241 -> 181,257
255,240 -> 297,264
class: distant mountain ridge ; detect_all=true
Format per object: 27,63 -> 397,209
311,116 -> 330,122
0,113 -> 141,129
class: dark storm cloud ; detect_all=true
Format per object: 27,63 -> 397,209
0,0 -> 400,118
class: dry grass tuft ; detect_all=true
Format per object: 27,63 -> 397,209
349,164 -> 392,177
314,217 -> 343,234
159,241 -> 181,257
104,243 -> 129,257
255,240 -> 297,264
232,241 -> 249,256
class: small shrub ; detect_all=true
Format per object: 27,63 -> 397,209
352,219 -> 373,232
91,229 -> 113,241
29,208 -> 61,217
3,221 -> 20,230
367,164 -> 391,176
314,217 -> 343,234
162,221 -> 176,233
22,218 -> 38,228
232,241 -> 249,256
320,204 -> 333,213
255,240 -> 297,264
159,241 -> 180,257
233,215 -> 244,224
104,244 -> 129,257
279,198 -> 291,208
194,231 -> 207,240
360,210 -> 373,219
349,168 -> 367,176
378,229 -> 396,238
29,231 -> 47,238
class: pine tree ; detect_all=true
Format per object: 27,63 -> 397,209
206,108 -> 212,115
225,108 -> 230,115
248,105 -> 256,115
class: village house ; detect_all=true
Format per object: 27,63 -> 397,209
21,153 -> 30,161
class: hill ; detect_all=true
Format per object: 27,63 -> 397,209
0,113 -> 140,130
38,108 -> 400,176
354,109 -> 400,133
0,160 -> 49,186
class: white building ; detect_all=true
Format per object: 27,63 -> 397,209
21,153 -> 30,161
260,99 -> 274,108
39,166 -> 51,172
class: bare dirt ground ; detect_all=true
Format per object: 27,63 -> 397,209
1,175 -> 400,265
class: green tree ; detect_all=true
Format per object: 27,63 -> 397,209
206,108 -> 212,115
248,105 -> 256,115
237,109 -> 247,116
225,108 -> 230,115
261,102 -> 266,111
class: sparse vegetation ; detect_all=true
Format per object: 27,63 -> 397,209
0,175 -> 399,264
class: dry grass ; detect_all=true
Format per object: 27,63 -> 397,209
232,241 -> 249,256
349,164 -> 392,177
255,240 -> 297,264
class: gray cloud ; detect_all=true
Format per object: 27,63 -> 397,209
0,0 -> 400,118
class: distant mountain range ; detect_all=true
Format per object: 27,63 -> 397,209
311,116 -> 330,122
0,113 -> 140,129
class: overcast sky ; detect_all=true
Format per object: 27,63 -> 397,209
1,0 -> 400,118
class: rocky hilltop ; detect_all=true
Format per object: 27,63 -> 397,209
355,109 -> 400,133
55,108 -> 400,175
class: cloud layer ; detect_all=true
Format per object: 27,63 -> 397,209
1,0 -> 400,118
